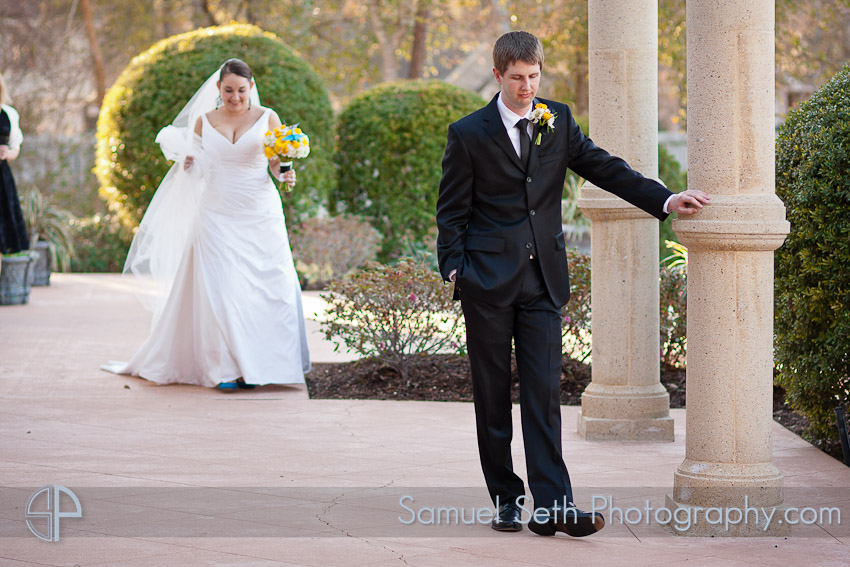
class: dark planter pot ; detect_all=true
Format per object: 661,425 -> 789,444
30,241 -> 52,286
1,253 -> 34,305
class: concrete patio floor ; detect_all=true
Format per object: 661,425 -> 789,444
2,273 -> 850,566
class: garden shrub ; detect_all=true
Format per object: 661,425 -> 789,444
69,213 -> 133,273
321,258 -> 465,379
397,225 -> 441,273
659,241 -> 688,367
658,144 -> 687,257
289,215 -> 381,289
333,80 -> 483,260
775,64 -> 850,441
561,249 -> 592,362
96,24 -> 334,230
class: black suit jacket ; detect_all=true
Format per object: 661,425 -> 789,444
436,93 -> 673,308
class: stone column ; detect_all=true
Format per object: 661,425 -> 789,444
665,0 -> 790,536
576,0 -> 674,441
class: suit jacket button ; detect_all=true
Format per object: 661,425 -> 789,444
529,209 -> 536,216
525,242 -> 533,249
526,177 -> 532,183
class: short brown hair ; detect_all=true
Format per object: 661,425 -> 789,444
493,31 -> 544,74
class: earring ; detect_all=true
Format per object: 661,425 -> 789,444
215,94 -> 222,109
248,99 -> 252,110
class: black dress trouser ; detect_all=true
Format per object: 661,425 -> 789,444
460,257 -> 573,510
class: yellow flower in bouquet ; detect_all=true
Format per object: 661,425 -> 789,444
263,124 -> 310,160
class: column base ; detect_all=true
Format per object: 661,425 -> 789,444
663,494 -> 791,537
666,459 -> 788,536
577,411 -> 674,441
577,382 -> 674,441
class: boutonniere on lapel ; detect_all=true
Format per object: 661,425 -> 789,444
530,103 -> 556,145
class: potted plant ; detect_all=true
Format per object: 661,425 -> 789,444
21,188 -> 75,286
0,250 -> 35,304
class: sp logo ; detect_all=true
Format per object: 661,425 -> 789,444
25,485 -> 82,541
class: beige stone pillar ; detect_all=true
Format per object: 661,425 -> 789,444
665,0 -> 790,536
576,0 -> 673,441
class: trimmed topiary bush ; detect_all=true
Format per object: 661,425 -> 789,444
333,80 -> 484,260
775,64 -> 850,442
96,24 -> 334,229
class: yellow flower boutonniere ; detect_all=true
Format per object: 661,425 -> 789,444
530,103 -> 556,145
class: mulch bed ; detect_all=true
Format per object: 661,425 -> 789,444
305,354 -> 844,461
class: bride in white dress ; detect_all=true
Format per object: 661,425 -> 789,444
103,59 -> 311,389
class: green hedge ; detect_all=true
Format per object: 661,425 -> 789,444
333,80 -> 484,260
69,214 -> 133,273
96,24 -> 334,229
775,64 -> 850,442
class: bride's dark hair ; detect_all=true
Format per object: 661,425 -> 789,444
220,58 -> 252,81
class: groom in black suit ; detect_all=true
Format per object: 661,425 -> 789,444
436,31 -> 708,537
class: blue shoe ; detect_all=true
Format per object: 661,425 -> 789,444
218,382 -> 238,391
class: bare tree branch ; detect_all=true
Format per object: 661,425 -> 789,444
79,0 -> 106,107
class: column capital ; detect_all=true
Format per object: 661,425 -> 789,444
672,194 -> 790,252
577,183 -> 657,221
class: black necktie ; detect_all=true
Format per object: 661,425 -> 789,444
516,118 -> 530,170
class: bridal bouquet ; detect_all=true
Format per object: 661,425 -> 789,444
264,124 -> 310,191
264,124 -> 310,160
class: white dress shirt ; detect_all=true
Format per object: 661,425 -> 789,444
497,93 -> 532,158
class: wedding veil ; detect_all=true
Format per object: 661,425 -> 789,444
123,65 -> 261,328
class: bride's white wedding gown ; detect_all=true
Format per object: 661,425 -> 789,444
104,108 -> 311,387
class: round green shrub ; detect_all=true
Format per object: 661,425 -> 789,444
96,24 -> 334,229
333,80 -> 484,259
775,64 -> 850,442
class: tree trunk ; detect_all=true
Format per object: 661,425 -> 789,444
157,0 -> 172,39
243,0 -> 258,24
573,59 -> 589,117
368,0 -> 399,82
79,0 -> 106,107
195,0 -> 218,26
407,0 -> 430,79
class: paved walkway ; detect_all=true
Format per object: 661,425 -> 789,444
2,274 -> 850,566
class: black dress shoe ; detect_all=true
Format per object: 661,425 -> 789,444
491,500 -> 523,532
528,504 -> 605,537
